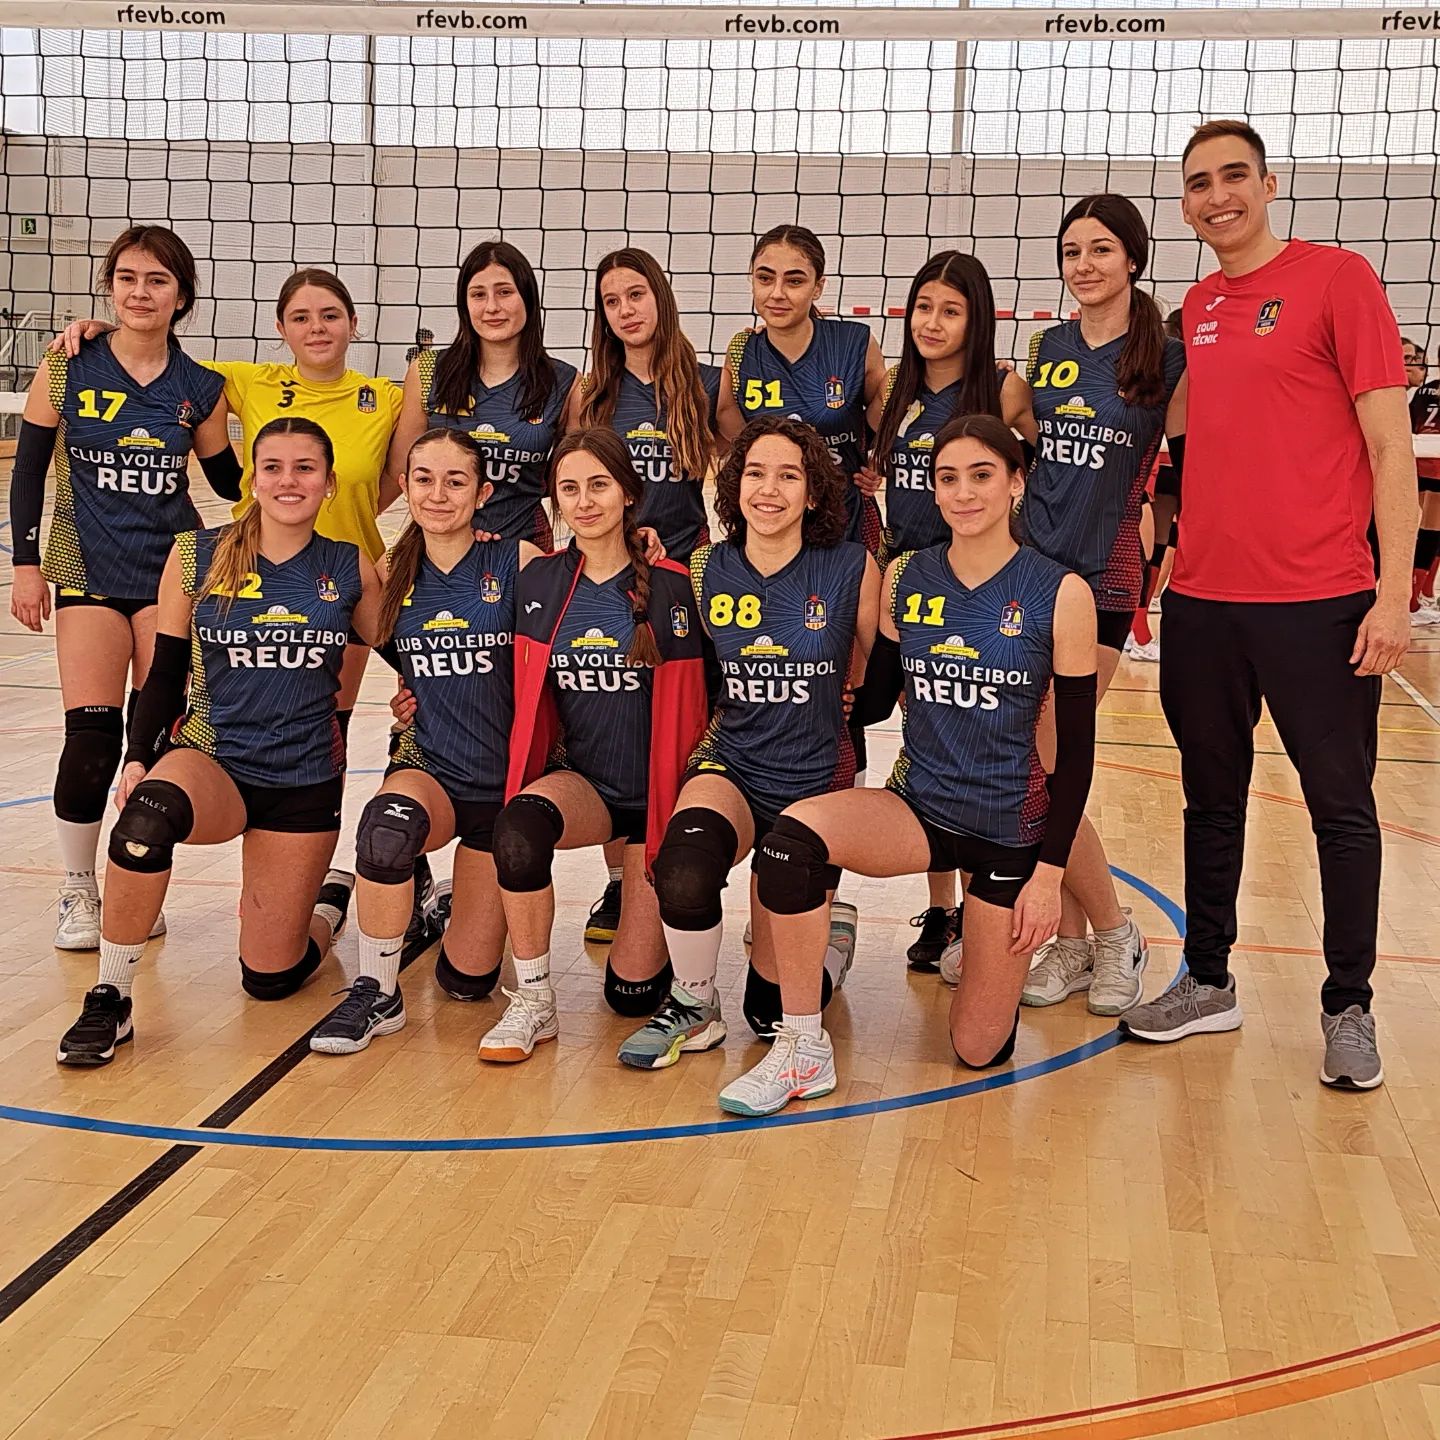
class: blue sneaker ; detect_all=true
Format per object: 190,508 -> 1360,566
618,984 -> 727,1070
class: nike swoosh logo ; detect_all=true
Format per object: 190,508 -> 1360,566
683,827 -> 703,834
990,873 -> 1023,882
1205,296 -> 1225,312
526,601 -> 542,613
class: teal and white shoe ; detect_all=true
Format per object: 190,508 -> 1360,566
617,983 -> 727,1070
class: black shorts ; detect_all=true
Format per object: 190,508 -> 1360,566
383,764 -> 502,853
234,774 -> 344,834
896,793 -> 1040,908
54,588 -> 154,619
606,801 -> 648,846
1421,472 -> 1440,495
1153,461 -> 1180,500
1096,608 -> 1134,652
681,761 -> 782,859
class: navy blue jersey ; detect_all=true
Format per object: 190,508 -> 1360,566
887,543 -> 1067,847
42,336 -> 225,599
882,371 -> 963,555
729,319 -> 880,550
1025,325 -> 1185,610
543,564 -> 653,809
418,349 -> 577,544
176,528 -> 361,788
689,539 -> 866,818
390,539 -> 519,803
608,364 -> 721,561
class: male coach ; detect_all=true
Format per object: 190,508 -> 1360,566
1120,120 -> 1416,1090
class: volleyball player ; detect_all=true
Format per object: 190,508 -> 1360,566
616,417 -> 878,1069
566,247 -> 723,944
717,415 -> 1097,1116
310,429 -> 544,1054
862,250 -> 1038,971
1125,121 -> 1415,1089
1016,194 -> 1186,1019
10,226 -> 235,953
1403,337 -> 1440,625
479,429 -> 708,1062
56,417 -> 381,1065
393,240 -> 579,549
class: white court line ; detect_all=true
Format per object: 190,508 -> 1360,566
1391,669 -> 1440,729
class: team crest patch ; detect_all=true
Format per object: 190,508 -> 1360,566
804,595 -> 827,630
357,385 -> 377,414
175,399 -> 198,428
316,574 -> 340,603
999,601 -> 1024,637
1253,298 -> 1284,337
670,604 -> 689,638
824,376 -> 846,410
481,572 -> 501,603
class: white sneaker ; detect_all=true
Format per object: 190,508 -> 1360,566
1410,606 -> 1440,627
1122,633 -> 1135,655
1088,912 -> 1149,1016
148,911 -> 167,940
1128,638 -> 1161,662
1020,935 -> 1094,1007
478,986 -> 558,1063
718,1023 -> 837,1117
54,888 -> 101,951
939,937 -> 963,988
826,901 -> 858,990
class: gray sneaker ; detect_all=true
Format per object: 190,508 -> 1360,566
1319,1006 -> 1384,1090
1119,973 -> 1242,1042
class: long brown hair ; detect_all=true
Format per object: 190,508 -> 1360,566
202,417 -> 334,611
750,224 -> 827,323
581,248 -> 715,483
549,428 -> 661,667
712,417 -> 848,550
276,267 -> 357,326
375,428 -> 487,646
99,225 -> 199,328
933,413 -> 1026,542
1057,194 -> 1169,408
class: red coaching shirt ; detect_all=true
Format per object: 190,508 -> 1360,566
1174,239 -> 1406,603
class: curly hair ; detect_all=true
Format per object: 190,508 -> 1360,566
712,417 -> 849,549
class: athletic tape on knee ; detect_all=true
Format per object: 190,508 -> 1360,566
755,816 -> 839,916
435,945 -> 500,1001
54,706 -> 123,824
492,793 -> 565,893
106,778 -> 194,874
241,937 -> 323,1001
355,792 -> 431,886
953,1008 -> 1020,1071
604,958 -> 674,1017
653,807 -> 737,932
742,963 -> 833,1038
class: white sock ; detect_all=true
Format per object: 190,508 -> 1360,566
662,922 -> 722,1006
338,946 -> 361,986
783,1010 -> 822,1039
607,864 -> 623,884
515,951 -> 552,995
98,939 -> 145,998
358,926 -> 404,996
56,819 -> 102,895
313,899 -> 345,935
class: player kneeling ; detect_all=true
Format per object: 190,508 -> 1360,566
57,418 -> 381,1065
718,415 -> 1098,1116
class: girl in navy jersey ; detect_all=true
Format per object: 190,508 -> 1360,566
863,250 -> 1039,973
55,417 -> 382,1067
1020,194 -> 1188,1019
394,240 -> 578,548
309,430 -> 546,1055
480,429 -> 709,1063
616,417 -> 879,1071
717,416 -> 1098,1117
9,226 -> 236,953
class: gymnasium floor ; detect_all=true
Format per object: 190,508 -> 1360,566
0,477 -> 1438,1439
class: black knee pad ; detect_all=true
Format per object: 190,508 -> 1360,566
604,958 -> 674,1017
742,963 -> 834,1038
492,794 -> 564,893
241,938 -> 323,1001
435,945 -> 500,1001
755,816 -> 840,916
55,706 -> 124,824
107,778 -> 194,874
954,1008 -> 1020,1071
124,688 -> 140,739
653,808 -> 737,931
355,792 -> 431,885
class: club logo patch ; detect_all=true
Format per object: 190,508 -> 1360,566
357,385 -> 377,414
316,575 -> 340,603
999,601 -> 1024,637
175,400 -> 198,428
481,572 -> 501,604
804,595 -> 827,630
824,376 -> 846,410
1253,298 -> 1284,337
671,604 -> 689,638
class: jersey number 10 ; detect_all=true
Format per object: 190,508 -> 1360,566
1030,360 -> 1080,390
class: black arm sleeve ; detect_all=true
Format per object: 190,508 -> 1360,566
1166,434 -> 1186,511
1038,672 -> 1098,869
853,631 -> 904,727
198,446 -> 243,502
10,420 -> 57,566
125,632 -> 191,766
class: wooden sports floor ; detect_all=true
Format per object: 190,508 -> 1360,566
1,475 -> 1439,1440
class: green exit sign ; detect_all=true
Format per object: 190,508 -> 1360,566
18,217 -> 38,236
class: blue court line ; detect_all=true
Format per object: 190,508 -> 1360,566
0,866 -> 1184,1153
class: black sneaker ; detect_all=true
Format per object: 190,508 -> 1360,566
585,878 -> 623,945
57,984 -> 133,1066
907,906 -> 961,972
404,855 -> 438,951
309,977 -> 406,1055
315,869 -> 356,941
